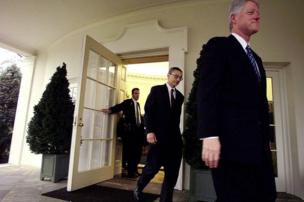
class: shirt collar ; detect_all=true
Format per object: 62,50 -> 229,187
231,32 -> 249,51
166,83 -> 174,91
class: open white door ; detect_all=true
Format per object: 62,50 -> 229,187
67,35 -> 123,191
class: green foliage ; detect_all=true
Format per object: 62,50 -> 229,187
0,65 -> 21,127
0,64 -> 22,162
182,47 -> 208,169
27,63 -> 74,154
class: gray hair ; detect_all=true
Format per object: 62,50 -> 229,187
228,0 -> 259,31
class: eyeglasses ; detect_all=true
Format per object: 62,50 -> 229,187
169,73 -> 183,81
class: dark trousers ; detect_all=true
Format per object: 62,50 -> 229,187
137,143 -> 182,202
124,126 -> 143,176
211,159 -> 277,202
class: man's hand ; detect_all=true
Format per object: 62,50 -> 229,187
202,138 -> 221,168
147,132 -> 157,144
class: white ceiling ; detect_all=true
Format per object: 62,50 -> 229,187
0,0 -> 188,55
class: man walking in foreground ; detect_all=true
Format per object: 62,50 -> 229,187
197,0 -> 276,201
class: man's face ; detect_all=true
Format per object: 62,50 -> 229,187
231,1 -> 260,37
132,90 -> 140,101
167,70 -> 183,88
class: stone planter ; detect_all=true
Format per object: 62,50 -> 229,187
40,154 -> 69,182
189,167 -> 216,202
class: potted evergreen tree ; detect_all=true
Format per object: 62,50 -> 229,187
27,63 -> 74,182
183,45 -> 216,202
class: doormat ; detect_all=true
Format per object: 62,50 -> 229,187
42,185 -> 159,202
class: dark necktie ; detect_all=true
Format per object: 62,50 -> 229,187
171,89 -> 176,108
246,45 -> 261,81
135,102 -> 140,126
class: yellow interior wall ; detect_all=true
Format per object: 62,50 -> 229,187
267,77 -> 273,102
126,74 -> 167,114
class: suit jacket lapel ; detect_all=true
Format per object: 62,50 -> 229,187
228,35 -> 263,84
228,35 -> 250,63
162,84 -> 171,109
129,99 -> 135,120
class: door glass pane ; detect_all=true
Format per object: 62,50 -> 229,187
84,79 -> 115,112
78,140 -> 94,171
78,140 -> 112,171
91,141 -> 111,169
81,109 -> 93,139
121,66 -> 126,81
101,140 -> 112,166
267,77 -> 278,177
87,50 -> 116,86
108,65 -> 116,86
120,89 -> 125,101
91,141 -> 102,169
81,109 -> 114,139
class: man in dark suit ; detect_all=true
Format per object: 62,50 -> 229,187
197,0 -> 276,201
101,88 -> 144,178
134,67 -> 184,202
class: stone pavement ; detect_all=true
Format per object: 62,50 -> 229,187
0,165 -> 66,202
0,164 -> 302,202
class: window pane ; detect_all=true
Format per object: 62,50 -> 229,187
78,140 -> 112,171
78,140 -> 91,171
84,78 -> 115,110
87,50 -> 116,86
100,140 -> 111,167
81,109 -> 113,139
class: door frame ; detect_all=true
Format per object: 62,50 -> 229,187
265,62 -> 293,193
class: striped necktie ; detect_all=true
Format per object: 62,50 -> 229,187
135,102 -> 140,126
246,45 -> 261,81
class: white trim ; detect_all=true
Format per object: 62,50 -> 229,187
0,41 -> 34,57
8,56 -> 36,165
279,68 -> 295,194
265,62 -> 294,194
0,42 -> 36,166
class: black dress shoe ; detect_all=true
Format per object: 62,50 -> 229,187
133,186 -> 142,201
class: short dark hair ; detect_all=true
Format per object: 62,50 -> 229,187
132,88 -> 139,94
168,67 -> 183,75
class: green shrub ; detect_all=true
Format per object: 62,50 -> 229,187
27,63 -> 74,154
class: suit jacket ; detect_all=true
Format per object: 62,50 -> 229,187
144,84 -> 184,145
110,98 -> 141,129
197,35 -> 271,164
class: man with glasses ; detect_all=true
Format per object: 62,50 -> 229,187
134,67 -> 184,202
